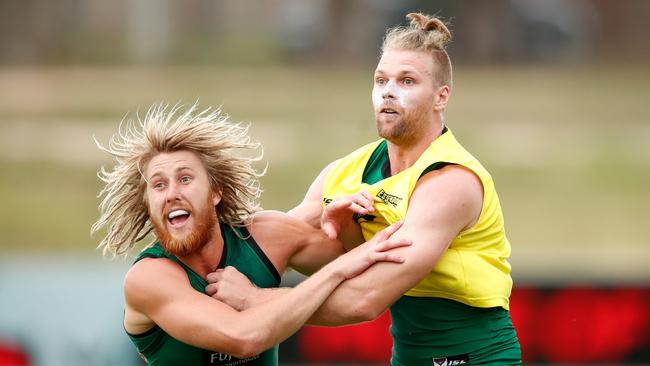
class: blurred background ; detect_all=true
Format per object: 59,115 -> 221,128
0,0 -> 649,365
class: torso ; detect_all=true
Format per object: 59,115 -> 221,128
322,128 -> 521,364
126,223 -> 281,366
322,128 -> 513,308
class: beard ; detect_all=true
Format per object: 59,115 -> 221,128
375,105 -> 430,145
376,114 -> 419,144
151,195 -> 218,257
377,116 -> 411,142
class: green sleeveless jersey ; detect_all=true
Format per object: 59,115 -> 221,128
326,128 -> 521,364
126,223 -> 281,366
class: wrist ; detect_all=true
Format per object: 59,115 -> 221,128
321,261 -> 346,283
245,285 -> 262,309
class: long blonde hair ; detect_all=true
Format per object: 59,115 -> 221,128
92,102 -> 263,257
382,13 -> 453,88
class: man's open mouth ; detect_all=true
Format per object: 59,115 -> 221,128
381,107 -> 398,114
168,209 -> 190,227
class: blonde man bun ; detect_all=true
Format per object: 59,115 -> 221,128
382,13 -> 453,88
406,12 -> 452,46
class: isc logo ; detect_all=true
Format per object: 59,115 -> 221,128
432,355 -> 469,366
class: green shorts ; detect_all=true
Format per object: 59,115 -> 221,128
390,296 -> 521,365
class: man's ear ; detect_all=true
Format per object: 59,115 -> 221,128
212,189 -> 222,206
434,85 -> 450,112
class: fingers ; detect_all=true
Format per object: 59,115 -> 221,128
371,251 -> 406,264
373,220 -> 404,242
374,237 -> 412,252
206,268 -> 224,283
322,221 -> 339,240
348,190 -> 374,213
325,191 -> 375,215
205,283 -> 218,296
357,190 -> 375,211
326,198 -> 367,215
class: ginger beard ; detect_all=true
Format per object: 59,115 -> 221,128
150,193 -> 218,257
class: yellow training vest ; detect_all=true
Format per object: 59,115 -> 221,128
322,130 -> 513,309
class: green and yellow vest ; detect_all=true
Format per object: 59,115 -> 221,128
322,129 -> 513,309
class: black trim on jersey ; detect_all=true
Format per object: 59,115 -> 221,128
126,324 -> 161,338
379,125 -> 449,180
381,157 -> 392,179
216,236 -> 228,270
419,161 -> 455,179
133,252 -> 159,264
241,227 -> 282,284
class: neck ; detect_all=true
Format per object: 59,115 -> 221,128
175,223 -> 224,279
387,121 -> 444,174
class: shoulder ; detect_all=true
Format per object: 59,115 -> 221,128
416,164 -> 482,194
124,258 -> 187,307
409,165 -> 483,230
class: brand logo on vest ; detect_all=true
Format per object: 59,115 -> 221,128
207,351 -> 260,365
432,354 -> 469,366
376,189 -> 402,207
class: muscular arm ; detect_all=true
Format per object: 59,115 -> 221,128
308,166 -> 484,325
221,166 -> 483,324
126,222 -> 410,358
124,258 -> 347,358
247,210 -> 345,276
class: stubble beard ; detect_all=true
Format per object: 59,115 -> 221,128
152,196 -> 218,257
376,114 -> 416,145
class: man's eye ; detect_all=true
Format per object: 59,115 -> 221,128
153,182 -> 165,190
376,78 -> 386,85
403,78 -> 414,85
180,176 -> 192,184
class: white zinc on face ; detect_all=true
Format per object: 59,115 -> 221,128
372,78 -> 413,111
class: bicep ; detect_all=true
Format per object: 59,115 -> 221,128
326,167 -> 483,312
287,222 -> 346,275
125,259 -> 241,353
330,224 -> 451,312
248,211 -> 345,276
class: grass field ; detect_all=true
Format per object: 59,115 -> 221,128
0,64 -> 648,281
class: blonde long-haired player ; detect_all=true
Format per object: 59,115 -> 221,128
93,103 -> 411,366
206,13 -> 522,365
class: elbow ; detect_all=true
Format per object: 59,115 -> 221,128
348,293 -> 385,323
226,329 -> 268,359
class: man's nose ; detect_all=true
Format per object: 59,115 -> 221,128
382,80 -> 396,99
165,182 -> 181,203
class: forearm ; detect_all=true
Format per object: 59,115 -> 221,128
305,282 -> 378,326
239,263 -> 344,351
245,280 -> 377,327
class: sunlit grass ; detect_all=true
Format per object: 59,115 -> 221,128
0,65 -> 648,256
